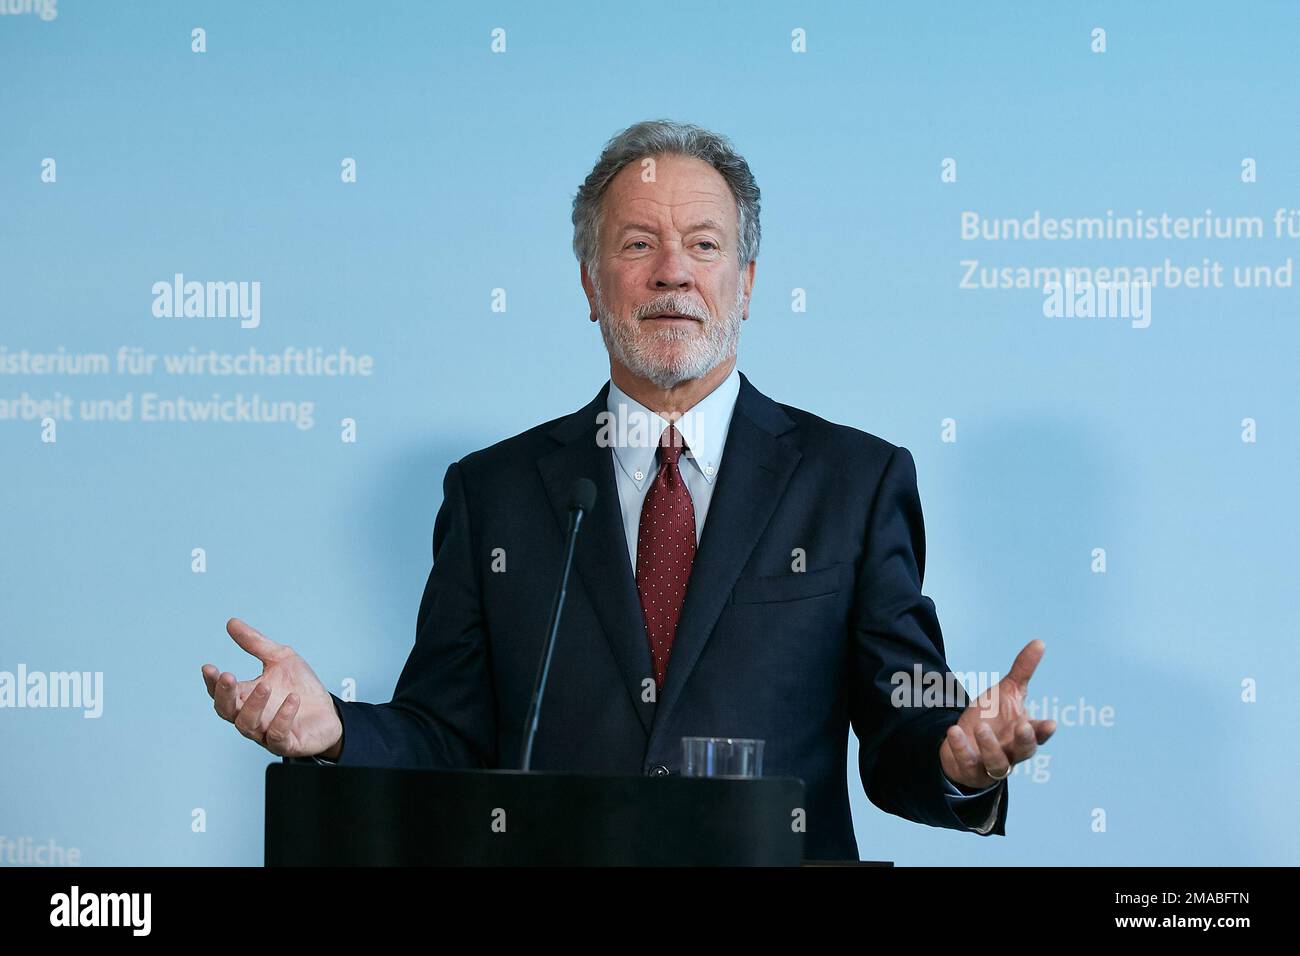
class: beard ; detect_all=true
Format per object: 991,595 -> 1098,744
594,275 -> 745,390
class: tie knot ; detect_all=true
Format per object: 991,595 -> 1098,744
657,423 -> 687,466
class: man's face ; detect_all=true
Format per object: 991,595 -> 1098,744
583,153 -> 755,390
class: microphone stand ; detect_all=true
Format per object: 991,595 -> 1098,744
520,484 -> 592,771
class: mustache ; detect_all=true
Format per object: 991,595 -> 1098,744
631,296 -> 711,322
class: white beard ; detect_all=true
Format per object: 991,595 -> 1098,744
594,276 -> 745,389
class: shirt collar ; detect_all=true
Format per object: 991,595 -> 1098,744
605,366 -> 741,490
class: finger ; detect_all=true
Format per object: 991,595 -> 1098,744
226,618 -> 285,665
264,693 -> 301,755
233,681 -> 273,741
945,724 -> 987,782
206,665 -> 256,705
1030,718 -> 1056,744
201,664 -> 219,699
1007,721 -> 1038,763
213,671 -> 241,721
974,722 -> 1011,781
1004,638 -> 1046,692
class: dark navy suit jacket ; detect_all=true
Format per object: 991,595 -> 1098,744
319,373 -> 1008,860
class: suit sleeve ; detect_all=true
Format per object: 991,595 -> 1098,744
327,460 -> 498,769
849,445 -> 1008,835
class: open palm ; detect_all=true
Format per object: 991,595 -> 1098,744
201,618 -> 343,759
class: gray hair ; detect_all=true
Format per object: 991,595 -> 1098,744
571,119 -> 761,274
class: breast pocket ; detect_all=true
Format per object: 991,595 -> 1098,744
729,562 -> 848,605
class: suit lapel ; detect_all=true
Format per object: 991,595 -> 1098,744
537,384 -> 654,735
649,373 -> 801,744
535,374 -> 803,745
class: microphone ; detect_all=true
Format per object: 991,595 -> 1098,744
519,478 -> 596,771
568,477 -> 597,516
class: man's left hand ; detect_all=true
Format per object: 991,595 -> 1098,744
939,639 -> 1056,789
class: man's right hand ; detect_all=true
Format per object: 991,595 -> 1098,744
201,618 -> 344,760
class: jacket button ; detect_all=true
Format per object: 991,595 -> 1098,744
648,764 -> 671,776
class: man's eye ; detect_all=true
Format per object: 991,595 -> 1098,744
627,241 -> 650,250
696,241 -> 718,251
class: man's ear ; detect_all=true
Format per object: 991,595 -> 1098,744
580,261 -> 598,322
741,259 -> 756,320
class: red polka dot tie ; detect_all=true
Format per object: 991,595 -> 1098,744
636,423 -> 697,691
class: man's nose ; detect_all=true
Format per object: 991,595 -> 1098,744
650,244 -> 694,290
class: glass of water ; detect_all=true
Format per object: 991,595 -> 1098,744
681,737 -> 764,778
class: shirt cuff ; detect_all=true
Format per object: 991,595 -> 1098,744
941,770 -> 1001,798
941,769 -> 1003,834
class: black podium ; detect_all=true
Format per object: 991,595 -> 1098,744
265,763 -> 805,866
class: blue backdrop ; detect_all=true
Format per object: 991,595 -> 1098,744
1,0 -> 1296,865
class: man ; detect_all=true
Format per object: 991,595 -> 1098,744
202,120 -> 1055,861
